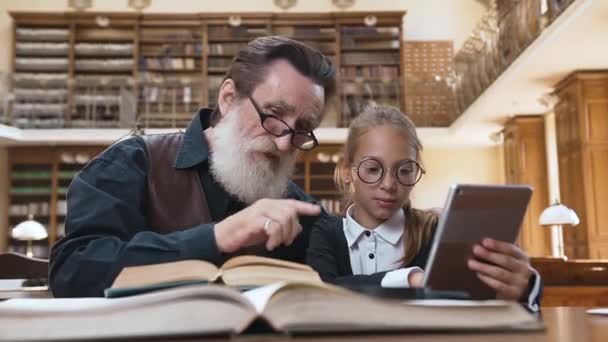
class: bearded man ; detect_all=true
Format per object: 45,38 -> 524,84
49,36 -> 336,297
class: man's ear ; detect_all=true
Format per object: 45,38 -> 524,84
218,78 -> 237,119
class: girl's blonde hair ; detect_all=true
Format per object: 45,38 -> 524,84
334,105 -> 435,266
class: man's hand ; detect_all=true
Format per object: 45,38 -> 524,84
467,238 -> 533,301
214,199 -> 321,253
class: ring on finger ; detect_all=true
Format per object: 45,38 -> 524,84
264,218 -> 273,232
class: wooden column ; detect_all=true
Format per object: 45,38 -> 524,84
503,115 -> 551,257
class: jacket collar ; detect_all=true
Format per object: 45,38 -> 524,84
174,108 -> 213,170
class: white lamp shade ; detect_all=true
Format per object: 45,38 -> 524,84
569,209 -> 580,226
12,219 -> 48,240
539,203 -> 579,226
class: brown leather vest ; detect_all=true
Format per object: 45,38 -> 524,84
141,133 -> 212,233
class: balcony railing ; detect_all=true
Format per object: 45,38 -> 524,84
445,0 -> 577,121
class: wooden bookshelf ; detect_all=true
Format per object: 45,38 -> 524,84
4,146 -> 106,258
8,11 -> 406,129
296,144 -> 344,215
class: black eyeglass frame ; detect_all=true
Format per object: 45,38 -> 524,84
352,157 -> 426,186
248,96 -> 319,151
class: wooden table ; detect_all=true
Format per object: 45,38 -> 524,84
150,307 -> 606,342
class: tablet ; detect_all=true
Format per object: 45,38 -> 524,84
422,184 -> 532,299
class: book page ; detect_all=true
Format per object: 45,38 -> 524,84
111,260 -> 219,289
220,255 -> 312,272
241,282 -> 287,314
221,265 -> 322,287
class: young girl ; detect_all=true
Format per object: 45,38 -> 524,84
307,106 -> 540,306
306,105 -> 436,287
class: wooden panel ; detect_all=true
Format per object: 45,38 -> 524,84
503,116 -> 551,256
583,80 -> 608,100
585,101 -> 608,141
542,286 -> 608,307
563,150 -> 588,258
589,149 -> 608,239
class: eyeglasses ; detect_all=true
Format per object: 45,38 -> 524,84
248,96 -> 319,151
353,157 -> 425,186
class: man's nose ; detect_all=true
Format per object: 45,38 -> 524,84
273,134 -> 292,152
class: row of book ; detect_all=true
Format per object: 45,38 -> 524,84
340,26 -> 399,36
12,103 -> 66,116
208,43 -> 246,55
341,39 -> 400,49
15,58 -> 68,71
75,59 -> 133,72
141,28 -> 201,41
11,170 -> 52,179
140,86 -> 200,104
16,28 -> 69,41
207,26 -> 268,38
208,58 -> 233,68
273,26 -> 335,37
11,118 -> 64,128
15,43 -> 133,56
342,52 -> 400,65
14,88 -> 68,102
141,43 -> 202,57
15,65 -> 131,76
74,94 -> 121,105
9,202 -> 51,217
341,66 -> 400,78
342,81 -> 401,97
141,57 -> 198,71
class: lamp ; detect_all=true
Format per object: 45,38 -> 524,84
11,215 -> 48,258
539,201 -> 579,259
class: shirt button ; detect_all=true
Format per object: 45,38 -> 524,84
365,231 -> 371,237
368,253 -> 375,259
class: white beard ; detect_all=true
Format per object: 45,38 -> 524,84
209,110 -> 297,204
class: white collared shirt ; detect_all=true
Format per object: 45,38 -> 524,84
343,205 -> 421,287
343,204 -> 541,312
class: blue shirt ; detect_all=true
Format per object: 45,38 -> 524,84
49,108 -> 326,297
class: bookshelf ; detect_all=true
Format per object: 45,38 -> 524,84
138,14 -> 205,128
12,17 -> 70,129
338,17 -> 404,127
4,146 -> 105,258
9,11 -> 406,129
295,144 -> 344,215
71,14 -> 136,128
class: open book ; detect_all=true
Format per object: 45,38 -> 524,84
105,255 -> 322,297
0,282 -> 543,341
